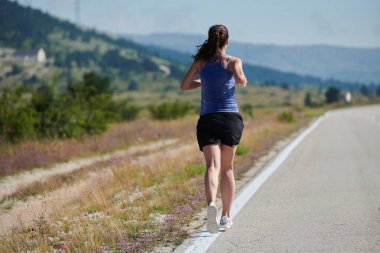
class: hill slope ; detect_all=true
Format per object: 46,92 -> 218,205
0,0 -> 185,91
0,1 -> 365,92
125,33 -> 380,84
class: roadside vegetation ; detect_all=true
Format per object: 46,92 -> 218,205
3,73 -> 376,178
0,105 -> 326,252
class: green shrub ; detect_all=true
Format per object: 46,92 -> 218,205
277,110 -> 296,123
236,145 -> 249,156
241,103 -> 253,118
37,101 -> 86,138
185,164 -> 206,175
149,100 -> 194,120
305,92 -> 325,108
119,102 -> 141,121
0,88 -> 37,141
0,72 -> 121,141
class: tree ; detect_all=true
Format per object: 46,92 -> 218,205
325,87 -> 340,104
360,85 -> 369,97
128,80 -> 139,91
10,64 -> 23,76
32,85 -> 55,112
280,82 -> 290,90
304,92 -> 312,107
68,71 -> 111,99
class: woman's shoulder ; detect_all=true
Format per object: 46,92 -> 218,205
193,58 -> 208,72
219,54 -> 242,71
224,54 -> 242,64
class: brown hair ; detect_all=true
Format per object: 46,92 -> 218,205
193,24 -> 229,61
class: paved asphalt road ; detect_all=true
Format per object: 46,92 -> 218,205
207,105 -> 380,252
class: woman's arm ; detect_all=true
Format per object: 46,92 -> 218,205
231,58 -> 248,87
181,60 -> 201,91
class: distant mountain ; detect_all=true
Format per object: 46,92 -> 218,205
124,33 -> 380,84
145,44 -> 363,91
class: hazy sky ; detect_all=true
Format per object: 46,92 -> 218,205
19,0 -> 380,48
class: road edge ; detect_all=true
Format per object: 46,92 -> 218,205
173,113 -> 328,253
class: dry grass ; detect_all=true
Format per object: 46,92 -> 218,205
0,145 -> 204,252
0,139 -> 180,206
0,117 -> 196,177
0,107 -> 325,252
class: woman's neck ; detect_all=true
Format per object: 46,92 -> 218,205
220,48 -> 227,55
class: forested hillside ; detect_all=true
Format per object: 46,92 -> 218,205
0,0 -> 365,92
0,0 -> 185,91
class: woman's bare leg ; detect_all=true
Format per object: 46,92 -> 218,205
220,145 -> 237,217
202,144 -> 221,204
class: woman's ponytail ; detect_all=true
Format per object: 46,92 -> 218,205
193,25 -> 229,61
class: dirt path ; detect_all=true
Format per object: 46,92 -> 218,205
0,141 -> 192,236
0,139 -> 178,199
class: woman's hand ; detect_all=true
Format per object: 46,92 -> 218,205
181,60 -> 202,91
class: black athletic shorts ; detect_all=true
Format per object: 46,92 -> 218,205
196,112 -> 244,151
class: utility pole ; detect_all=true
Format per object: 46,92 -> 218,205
75,0 -> 80,23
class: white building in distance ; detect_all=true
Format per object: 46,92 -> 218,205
13,48 -> 46,63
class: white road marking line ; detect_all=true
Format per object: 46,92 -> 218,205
183,114 -> 327,253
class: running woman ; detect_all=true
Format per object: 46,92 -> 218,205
181,24 -> 247,234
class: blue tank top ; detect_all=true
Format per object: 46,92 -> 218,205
199,58 -> 238,116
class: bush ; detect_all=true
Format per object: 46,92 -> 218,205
0,72 -> 121,141
277,110 -> 296,123
149,100 -> 194,120
236,145 -> 249,156
10,64 -> 23,75
241,103 -> 253,118
32,72 -> 113,138
37,100 -> 86,138
119,102 -> 141,121
0,88 -> 37,141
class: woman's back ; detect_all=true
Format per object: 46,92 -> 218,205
199,57 -> 238,116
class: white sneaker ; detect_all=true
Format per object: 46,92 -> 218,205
206,203 -> 219,234
220,215 -> 233,229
